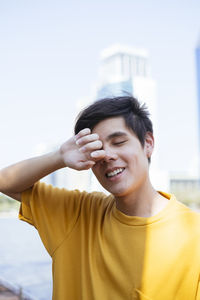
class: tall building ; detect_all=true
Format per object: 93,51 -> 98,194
166,37 -> 200,202
196,38 -> 200,176
96,44 -> 157,123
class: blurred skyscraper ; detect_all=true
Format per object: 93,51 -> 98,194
169,38 -> 200,203
96,45 -> 157,123
196,38 -> 200,176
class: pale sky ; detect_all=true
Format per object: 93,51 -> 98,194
0,0 -> 200,176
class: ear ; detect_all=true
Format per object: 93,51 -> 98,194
144,132 -> 154,158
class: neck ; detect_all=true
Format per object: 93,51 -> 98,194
115,180 -> 168,217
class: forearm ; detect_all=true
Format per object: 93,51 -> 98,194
0,129 -> 105,201
0,150 -> 65,195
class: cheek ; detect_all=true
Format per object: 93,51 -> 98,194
125,150 -> 147,170
121,149 -> 137,163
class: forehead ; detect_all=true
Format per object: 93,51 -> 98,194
92,117 -> 133,138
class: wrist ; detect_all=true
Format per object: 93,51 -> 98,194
50,150 -> 66,170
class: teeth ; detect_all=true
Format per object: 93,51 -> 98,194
107,168 -> 124,178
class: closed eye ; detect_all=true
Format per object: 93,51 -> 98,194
113,140 -> 128,145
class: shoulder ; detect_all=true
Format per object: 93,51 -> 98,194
28,181 -> 115,208
160,191 -> 200,227
172,195 -> 200,229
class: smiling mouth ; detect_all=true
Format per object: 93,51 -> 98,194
106,168 -> 125,178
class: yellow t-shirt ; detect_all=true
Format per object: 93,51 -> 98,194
19,182 -> 200,300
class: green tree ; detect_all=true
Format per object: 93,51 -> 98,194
0,193 -> 20,212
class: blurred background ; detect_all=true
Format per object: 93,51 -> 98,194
0,0 -> 200,299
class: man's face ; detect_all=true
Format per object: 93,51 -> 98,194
92,117 -> 154,198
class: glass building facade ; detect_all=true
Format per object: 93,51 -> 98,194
196,43 -> 200,157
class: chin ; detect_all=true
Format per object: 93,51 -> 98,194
100,179 -> 137,197
110,184 -> 139,198
106,186 -> 130,197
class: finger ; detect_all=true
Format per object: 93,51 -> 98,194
90,150 -> 106,159
76,133 -> 99,146
77,160 -> 96,170
79,140 -> 103,153
74,128 -> 91,141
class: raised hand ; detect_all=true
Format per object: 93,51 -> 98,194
59,128 -> 106,170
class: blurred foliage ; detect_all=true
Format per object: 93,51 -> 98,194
0,193 -> 20,212
171,189 -> 200,208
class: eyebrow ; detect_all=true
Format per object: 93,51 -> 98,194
106,131 -> 128,141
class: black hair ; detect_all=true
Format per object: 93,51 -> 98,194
74,96 -> 153,148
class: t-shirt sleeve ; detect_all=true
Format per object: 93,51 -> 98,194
19,181 -> 92,256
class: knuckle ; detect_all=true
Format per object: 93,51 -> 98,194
76,136 -> 87,146
79,146 -> 86,153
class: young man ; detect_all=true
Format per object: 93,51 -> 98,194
0,96 -> 200,300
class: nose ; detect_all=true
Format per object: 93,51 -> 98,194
101,147 -> 118,163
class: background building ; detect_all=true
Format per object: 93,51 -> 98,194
96,44 -> 157,124
196,37 -> 200,177
169,36 -> 200,207
170,173 -> 200,208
